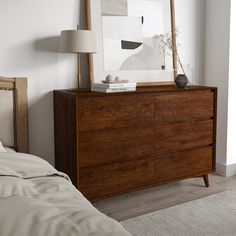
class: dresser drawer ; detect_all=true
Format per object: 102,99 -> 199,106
156,120 -> 213,155
80,159 -> 155,201
78,95 -> 154,132
155,90 -> 214,123
79,126 -> 155,168
157,147 -> 213,182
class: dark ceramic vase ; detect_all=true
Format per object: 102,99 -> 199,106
161,65 -> 166,70
175,74 -> 188,88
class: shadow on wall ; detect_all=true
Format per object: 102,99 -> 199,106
34,35 -> 89,88
1,40 -> 37,73
1,37 -> 70,75
28,92 -> 55,165
26,0 -> 87,165
34,36 -> 61,52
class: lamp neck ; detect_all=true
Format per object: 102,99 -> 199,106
77,53 -> 81,89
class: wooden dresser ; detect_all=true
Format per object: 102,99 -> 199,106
54,86 -> 217,202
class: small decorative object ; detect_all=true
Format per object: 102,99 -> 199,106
155,32 -> 173,71
102,75 -> 129,84
114,76 -> 121,82
174,53 -> 189,88
174,74 -> 188,88
105,74 -> 114,83
174,40 -> 189,88
156,29 -> 191,88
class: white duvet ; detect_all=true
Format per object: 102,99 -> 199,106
0,152 -> 131,236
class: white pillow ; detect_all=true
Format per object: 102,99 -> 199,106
4,147 -> 16,153
0,152 -> 69,180
0,141 -> 6,152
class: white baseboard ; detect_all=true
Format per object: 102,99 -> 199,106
216,162 -> 236,177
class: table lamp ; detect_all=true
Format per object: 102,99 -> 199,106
60,27 -> 97,89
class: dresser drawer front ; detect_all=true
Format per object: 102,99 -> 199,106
80,159 -> 155,200
79,126 -> 155,168
156,120 -> 213,155
155,90 -> 214,123
78,95 -> 154,132
157,147 -> 213,182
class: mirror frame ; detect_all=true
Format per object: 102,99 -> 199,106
86,0 -> 177,87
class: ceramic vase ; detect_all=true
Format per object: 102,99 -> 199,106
175,74 -> 188,88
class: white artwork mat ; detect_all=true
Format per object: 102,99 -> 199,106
88,0 -> 174,84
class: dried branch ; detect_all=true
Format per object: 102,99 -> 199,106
154,28 -> 186,75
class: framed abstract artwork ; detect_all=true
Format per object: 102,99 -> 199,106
86,0 -> 177,86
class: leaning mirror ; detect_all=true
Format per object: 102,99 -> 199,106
87,0 -> 177,86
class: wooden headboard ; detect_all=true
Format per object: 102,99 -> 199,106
0,77 -> 29,153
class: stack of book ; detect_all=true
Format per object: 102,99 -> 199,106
91,82 -> 137,93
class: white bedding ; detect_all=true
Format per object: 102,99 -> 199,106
0,141 -> 6,152
0,152 -> 131,236
0,141 -> 15,153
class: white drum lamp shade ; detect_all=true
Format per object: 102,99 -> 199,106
60,29 -> 97,89
60,30 -> 97,53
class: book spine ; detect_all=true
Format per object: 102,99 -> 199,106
107,87 -> 136,93
92,87 -> 136,93
93,83 -> 137,89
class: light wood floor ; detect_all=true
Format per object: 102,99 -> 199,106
93,174 -> 236,222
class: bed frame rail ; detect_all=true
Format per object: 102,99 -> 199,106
0,77 -> 29,153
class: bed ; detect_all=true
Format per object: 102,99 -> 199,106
0,77 -> 131,236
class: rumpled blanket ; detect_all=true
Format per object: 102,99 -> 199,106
0,152 -> 131,236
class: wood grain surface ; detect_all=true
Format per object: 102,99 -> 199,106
157,146 -> 213,182
155,90 -> 214,123
79,126 -> 155,168
54,91 -> 79,186
54,86 -> 217,201
80,159 -> 156,201
78,95 -> 154,132
156,120 -> 214,155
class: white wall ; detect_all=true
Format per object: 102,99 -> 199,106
0,0 -> 85,165
0,0 -> 205,165
175,0 -> 205,85
204,0 -> 231,173
227,0 -> 236,166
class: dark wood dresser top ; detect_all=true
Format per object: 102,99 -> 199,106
54,85 -> 217,201
54,85 -> 217,98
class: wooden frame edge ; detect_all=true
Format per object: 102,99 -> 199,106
14,77 -> 29,153
85,0 -> 178,88
170,0 -> 178,78
0,77 -> 29,153
86,0 -> 94,88
0,77 -> 15,89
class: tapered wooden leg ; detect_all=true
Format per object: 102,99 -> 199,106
203,174 -> 209,187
